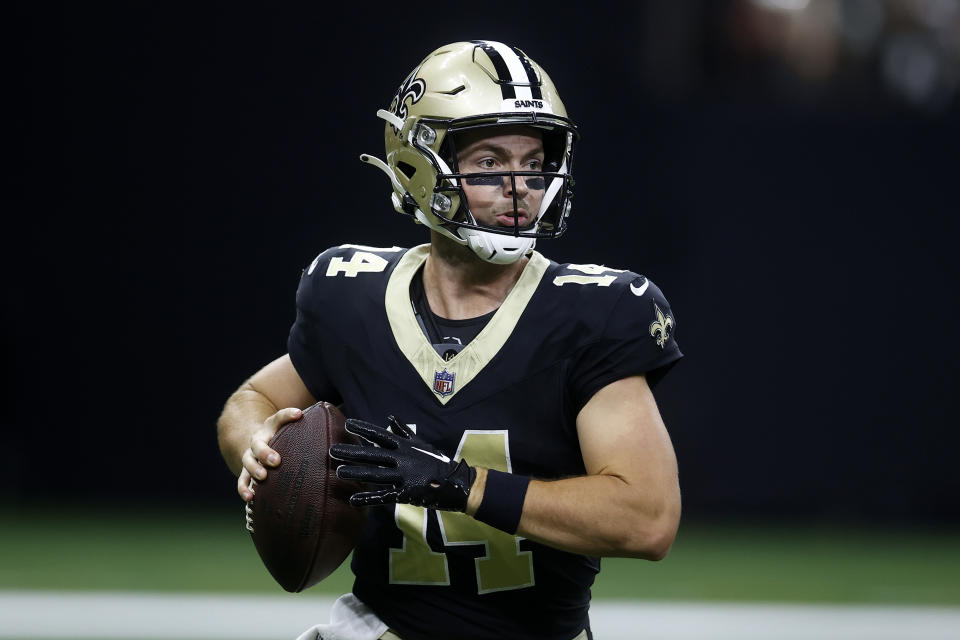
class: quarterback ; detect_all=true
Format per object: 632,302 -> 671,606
218,40 -> 683,640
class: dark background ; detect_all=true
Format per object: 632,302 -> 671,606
8,1 -> 958,523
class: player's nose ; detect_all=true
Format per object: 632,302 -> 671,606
501,172 -> 529,198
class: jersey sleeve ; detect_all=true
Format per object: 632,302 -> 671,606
286,249 -> 343,405
568,275 -> 682,412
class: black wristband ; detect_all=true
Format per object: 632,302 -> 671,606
473,469 -> 530,535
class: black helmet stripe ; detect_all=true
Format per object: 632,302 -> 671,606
471,40 -> 541,101
471,40 -> 516,99
511,46 -> 543,100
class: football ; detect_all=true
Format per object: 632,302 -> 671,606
246,401 -> 365,592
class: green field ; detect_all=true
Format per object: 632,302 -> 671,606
1,506 -> 957,605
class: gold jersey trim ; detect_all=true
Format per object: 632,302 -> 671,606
384,244 -> 549,405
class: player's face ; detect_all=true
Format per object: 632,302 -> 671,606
455,126 -> 545,231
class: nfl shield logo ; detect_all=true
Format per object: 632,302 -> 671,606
433,369 -> 455,397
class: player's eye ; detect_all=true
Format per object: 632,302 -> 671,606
477,158 -> 497,170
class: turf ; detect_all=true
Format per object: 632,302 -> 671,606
1,506 -> 957,605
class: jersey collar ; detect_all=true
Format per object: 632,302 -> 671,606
385,244 -> 549,405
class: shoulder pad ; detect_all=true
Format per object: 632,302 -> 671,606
545,260 -> 679,349
547,261 -> 641,301
302,244 -> 406,279
297,244 -> 408,313
607,274 -> 679,351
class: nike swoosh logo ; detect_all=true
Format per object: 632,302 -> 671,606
630,279 -> 650,297
412,446 -> 451,464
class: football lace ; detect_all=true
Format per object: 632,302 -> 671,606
244,478 -> 257,533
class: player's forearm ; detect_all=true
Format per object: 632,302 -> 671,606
216,383 -> 280,476
522,474 -> 679,559
470,469 -> 680,559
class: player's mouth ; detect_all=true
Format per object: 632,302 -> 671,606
495,210 -> 528,227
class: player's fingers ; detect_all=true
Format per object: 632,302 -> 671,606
350,490 -> 399,507
387,415 -> 414,439
255,407 -> 302,466
250,407 -> 303,467
330,443 -> 397,466
345,419 -> 398,448
251,438 -> 281,468
265,406 -> 303,429
237,468 -> 255,502
242,448 -> 269,481
328,443 -> 358,461
336,464 -> 401,485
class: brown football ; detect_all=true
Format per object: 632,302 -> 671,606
246,401 -> 365,592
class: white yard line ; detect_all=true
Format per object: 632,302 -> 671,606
1,591 -> 959,640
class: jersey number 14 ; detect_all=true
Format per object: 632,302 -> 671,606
389,430 -> 534,594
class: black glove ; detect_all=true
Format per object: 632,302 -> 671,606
330,415 -> 477,511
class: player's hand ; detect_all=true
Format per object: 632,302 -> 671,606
330,415 -> 476,511
237,407 -> 302,502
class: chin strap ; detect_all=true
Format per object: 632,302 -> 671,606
463,228 -> 535,265
538,156 -> 568,218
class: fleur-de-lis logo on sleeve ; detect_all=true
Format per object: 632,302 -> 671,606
649,303 -> 674,348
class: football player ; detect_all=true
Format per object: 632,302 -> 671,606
218,40 -> 683,640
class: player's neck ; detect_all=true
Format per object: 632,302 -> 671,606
424,231 -> 528,320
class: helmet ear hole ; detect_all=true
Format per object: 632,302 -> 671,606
396,161 -> 417,180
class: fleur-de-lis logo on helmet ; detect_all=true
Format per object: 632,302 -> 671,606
388,68 -> 426,132
649,303 -> 674,349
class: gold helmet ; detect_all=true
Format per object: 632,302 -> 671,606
361,40 -> 578,264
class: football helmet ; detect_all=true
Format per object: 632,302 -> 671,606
361,40 -> 578,264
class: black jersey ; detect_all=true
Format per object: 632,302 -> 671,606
288,244 -> 682,640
